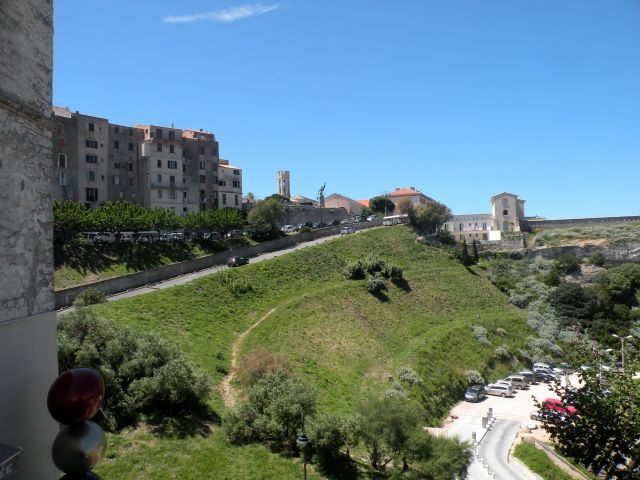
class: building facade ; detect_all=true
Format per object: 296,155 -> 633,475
277,170 -> 290,198
324,193 -> 367,215
442,192 -> 527,241
51,108 -> 241,212
387,187 -> 434,207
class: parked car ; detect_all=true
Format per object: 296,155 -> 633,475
340,219 -> 352,224
485,383 -> 515,398
534,371 -> 558,383
227,256 -> 249,267
518,371 -> 538,384
530,409 -> 567,422
367,215 -> 377,222
503,375 -> 529,390
541,397 -> 577,415
341,226 -> 356,235
225,230 -> 245,239
330,219 -> 341,226
464,385 -> 487,402
553,363 -> 575,375
533,362 -> 553,371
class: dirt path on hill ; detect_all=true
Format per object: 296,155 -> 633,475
220,308 -> 277,407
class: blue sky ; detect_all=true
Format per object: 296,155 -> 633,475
54,1 -> 640,218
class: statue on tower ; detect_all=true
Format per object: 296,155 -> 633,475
317,183 -> 326,208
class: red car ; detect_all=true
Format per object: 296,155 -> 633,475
542,397 -> 577,415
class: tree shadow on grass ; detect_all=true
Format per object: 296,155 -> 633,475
464,266 -> 479,276
392,278 -> 412,292
145,404 -> 221,439
371,286 -> 389,303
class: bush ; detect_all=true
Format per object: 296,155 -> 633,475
73,287 -> 107,307
496,327 -> 507,337
363,255 -> 386,274
223,370 -> 316,449
555,254 -> 581,275
398,367 -> 423,386
57,309 -> 211,431
464,370 -> 485,385
366,273 -> 385,294
384,265 -> 404,282
236,348 -> 290,387
246,218 -> 280,241
308,413 -> 361,476
471,325 -> 491,345
344,260 -> 365,280
588,251 -> 606,267
299,225 -> 313,233
494,345 -> 511,359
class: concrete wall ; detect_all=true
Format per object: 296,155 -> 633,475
280,205 -> 349,226
55,221 -> 382,308
0,0 -> 59,477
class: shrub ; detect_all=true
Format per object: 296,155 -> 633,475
464,370 -> 485,385
236,348 -> 290,387
299,225 -> 313,233
494,345 -> 511,359
363,255 -> 386,274
471,325 -> 491,345
344,260 -> 365,280
73,287 -> 107,307
384,265 -> 404,282
385,383 -> 408,399
223,370 -> 316,449
57,309 -> 211,431
398,367 -> 423,386
308,413 -> 361,475
366,273 -> 385,294
555,254 -> 581,275
588,251 -> 606,267
496,327 -> 507,337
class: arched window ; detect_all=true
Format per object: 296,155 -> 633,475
503,209 -> 508,216
501,198 -> 508,207
459,223 -> 463,231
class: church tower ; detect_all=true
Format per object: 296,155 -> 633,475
277,170 -> 290,199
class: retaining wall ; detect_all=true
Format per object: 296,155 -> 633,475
55,220 -> 382,308
524,215 -> 640,230
526,242 -> 640,262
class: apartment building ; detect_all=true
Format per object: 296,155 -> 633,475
51,108 -> 241,212
217,160 -> 243,209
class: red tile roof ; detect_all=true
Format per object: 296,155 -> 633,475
356,199 -> 369,207
389,188 -> 422,197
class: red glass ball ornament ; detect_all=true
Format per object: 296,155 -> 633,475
52,421 -> 106,474
47,368 -> 105,425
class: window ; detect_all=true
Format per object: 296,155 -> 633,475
158,190 -> 162,199
233,169 -> 240,175
87,170 -> 96,182
155,128 -> 163,139
169,145 -> 174,154
170,207 -> 175,214
168,160 -> 177,169
199,146 -> 205,155
182,164 -> 186,172
200,175 -> 206,183
503,209 -> 508,216
235,195 -> 239,206
59,138 -> 65,147
157,143 -> 163,152
156,174 -> 162,183
218,180 -> 226,186
502,220 -> 509,231
169,175 -> 175,185
128,128 -> 133,136
157,159 -> 161,168
115,126 -> 120,133
58,172 -> 67,186
169,190 -> 176,199
119,192 -> 124,199
222,193 -> 227,205
113,162 -> 120,169
128,142 -> 133,151
183,207 -> 188,212
183,191 -> 187,200
199,161 -> 205,170
501,198 -> 509,207
169,131 -> 175,141
57,153 -> 67,168
128,178 -> 133,186
232,180 -> 240,188
112,176 -> 120,185
482,222 -> 487,230
86,139 -> 98,148
459,223 -> 463,231
88,122 -> 94,132
86,188 -> 98,202
128,162 -> 133,171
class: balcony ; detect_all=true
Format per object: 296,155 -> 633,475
150,181 -> 182,189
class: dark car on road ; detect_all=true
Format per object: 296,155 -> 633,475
227,256 -> 249,267
464,385 -> 487,402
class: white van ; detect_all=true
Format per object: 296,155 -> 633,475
503,375 -> 529,390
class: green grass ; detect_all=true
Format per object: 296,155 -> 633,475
513,443 -> 574,480
90,226 -> 531,478
533,222 -> 640,246
54,238 -> 252,290
96,429 -> 322,480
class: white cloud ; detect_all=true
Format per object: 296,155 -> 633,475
163,3 -> 281,24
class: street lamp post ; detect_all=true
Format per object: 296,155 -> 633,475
612,334 -> 634,373
296,412 -> 309,480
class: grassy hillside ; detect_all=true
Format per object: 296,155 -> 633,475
533,222 -> 640,246
91,226 -> 530,478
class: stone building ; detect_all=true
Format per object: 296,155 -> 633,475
387,187 -> 434,207
0,0 -> 59,477
277,170 -> 290,198
324,193 -> 366,215
442,192 -> 527,241
51,108 -> 241,212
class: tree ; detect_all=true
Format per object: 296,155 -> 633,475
212,208 -> 245,236
248,197 -> 283,226
536,354 -> 640,478
555,254 -> 582,275
472,239 -> 479,263
223,370 -> 316,450
459,239 -> 472,266
245,192 -> 256,202
396,199 -> 414,216
548,283 -> 598,326
89,201 -> 148,234
369,196 -> 395,215
400,429 -> 472,479
53,200 -> 89,241
410,201 -> 452,234
308,413 -> 362,475
264,193 -> 289,203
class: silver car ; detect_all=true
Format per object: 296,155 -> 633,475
485,383 -> 515,398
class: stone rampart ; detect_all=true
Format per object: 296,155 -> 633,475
524,215 -> 640,231
279,205 -> 349,226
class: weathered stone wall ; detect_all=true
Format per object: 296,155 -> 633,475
0,1 -> 59,478
279,205 -> 349,226
526,242 -> 640,263
524,216 -> 640,231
